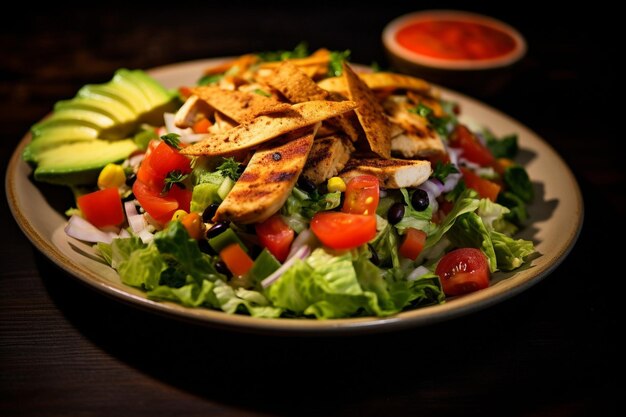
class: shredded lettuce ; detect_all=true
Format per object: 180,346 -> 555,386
491,232 -> 535,271
448,212 -> 497,273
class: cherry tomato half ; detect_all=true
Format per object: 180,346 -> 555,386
435,248 -> 490,296
132,180 -> 191,225
310,212 -> 377,250
255,214 -> 295,262
342,175 -> 380,216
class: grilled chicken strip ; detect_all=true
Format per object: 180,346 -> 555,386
318,72 -> 432,96
181,100 -> 356,157
340,158 -> 431,189
384,96 -> 446,159
301,135 -> 355,185
214,129 -> 315,224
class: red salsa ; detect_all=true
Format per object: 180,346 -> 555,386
396,19 -> 516,60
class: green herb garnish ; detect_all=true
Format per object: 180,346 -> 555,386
217,157 -> 241,181
161,133 -> 181,150
432,161 -> 459,183
162,170 -> 188,194
328,49 -> 351,77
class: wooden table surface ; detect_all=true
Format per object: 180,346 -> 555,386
1,4 -> 621,416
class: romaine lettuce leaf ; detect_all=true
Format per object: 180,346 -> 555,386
477,198 -> 517,235
491,231 -> 535,271
394,188 -> 434,235
118,244 -> 165,290
425,188 -> 480,249
148,280 -> 216,308
447,212 -> 497,272
212,280 -> 282,318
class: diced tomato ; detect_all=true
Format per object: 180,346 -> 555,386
77,187 -> 124,228
147,141 -> 192,179
461,168 -> 501,201
342,175 -> 379,216
179,86 -> 193,99
132,180 -> 191,224
398,228 -> 427,260
449,124 -> 495,166
220,243 -> 254,276
255,214 -> 295,262
192,118 -> 212,134
310,212 -> 377,250
435,248 -> 490,296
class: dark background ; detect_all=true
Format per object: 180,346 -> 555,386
1,3 -> 622,416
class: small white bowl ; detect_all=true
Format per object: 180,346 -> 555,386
383,10 -> 527,93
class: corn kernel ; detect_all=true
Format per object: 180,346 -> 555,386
327,176 -> 346,192
171,209 -> 188,222
97,163 -> 126,189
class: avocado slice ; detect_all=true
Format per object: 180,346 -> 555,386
77,84 -> 141,114
110,72 -> 153,113
24,125 -> 100,163
34,139 -> 138,185
55,97 -> 136,124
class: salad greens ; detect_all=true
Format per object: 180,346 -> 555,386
31,45 -> 538,321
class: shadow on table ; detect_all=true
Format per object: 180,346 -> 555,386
34,244 -> 604,417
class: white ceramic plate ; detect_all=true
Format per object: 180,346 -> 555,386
6,58 -> 583,335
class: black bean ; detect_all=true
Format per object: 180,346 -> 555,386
368,244 -> 380,266
297,177 -> 316,193
197,238 -> 216,255
411,189 -> 430,211
215,261 -> 232,277
125,173 -> 137,187
202,203 -> 220,223
387,202 -> 405,225
206,221 -> 230,238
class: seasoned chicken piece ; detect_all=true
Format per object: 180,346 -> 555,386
214,130 -> 315,224
263,61 -> 329,103
384,96 -> 446,159
301,135 -> 355,184
181,100 -> 357,157
174,95 -> 212,128
340,158 -> 431,189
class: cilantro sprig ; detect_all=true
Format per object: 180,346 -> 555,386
162,170 -> 189,194
217,157 -> 242,181
432,161 -> 459,183
161,133 -> 181,150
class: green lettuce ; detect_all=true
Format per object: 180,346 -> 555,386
447,212 -> 497,272
394,188 -> 434,235
491,231 -> 535,271
425,189 -> 480,249
477,198 -> 517,235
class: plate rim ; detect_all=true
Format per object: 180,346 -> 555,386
5,58 -> 584,335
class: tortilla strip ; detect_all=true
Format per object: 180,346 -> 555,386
264,61 -> 329,103
203,54 -> 259,75
181,100 -> 357,156
259,48 -> 330,69
191,86 -> 291,124
214,130 -> 315,224
342,62 -> 391,158
319,72 -> 432,95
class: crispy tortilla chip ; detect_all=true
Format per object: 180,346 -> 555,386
192,86 -> 291,124
319,72 -> 432,96
342,62 -> 391,158
181,100 -> 357,157
264,61 -> 329,103
215,130 -> 315,224
259,48 -> 330,69
203,54 -> 259,76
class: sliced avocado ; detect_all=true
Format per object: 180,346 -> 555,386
24,125 -> 100,163
35,108 -> 116,130
117,69 -> 172,106
31,124 -> 99,141
55,97 -> 136,124
34,139 -> 138,185
78,84 -> 141,114
110,72 -> 153,113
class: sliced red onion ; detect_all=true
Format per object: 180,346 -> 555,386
407,265 -> 431,281
118,229 -> 131,239
261,245 -> 311,288
286,229 -> 318,260
442,172 -> 462,192
419,178 -> 444,197
124,201 -> 139,217
128,214 -> 147,234
65,215 -> 119,244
